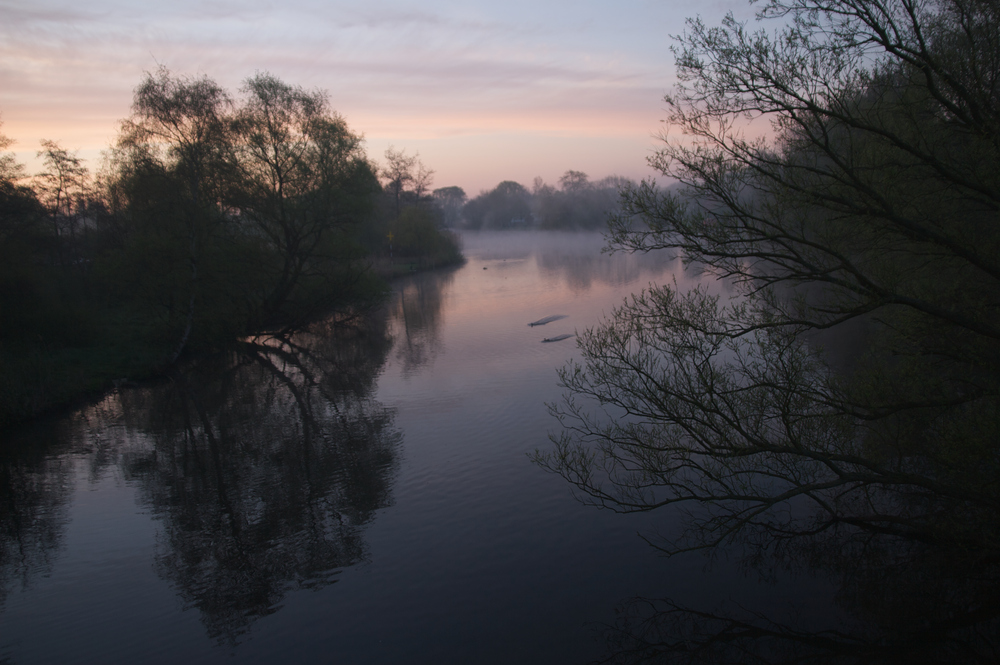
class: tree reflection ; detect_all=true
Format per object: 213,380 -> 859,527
595,480 -> 1000,664
463,230 -> 678,294
601,544 -> 1000,664
0,424 -> 74,608
536,243 -> 673,293
389,269 -> 454,374
114,315 -> 400,643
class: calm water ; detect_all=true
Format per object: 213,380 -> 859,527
0,232 -> 832,664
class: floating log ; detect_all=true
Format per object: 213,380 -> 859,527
528,315 -> 567,327
541,334 -> 574,343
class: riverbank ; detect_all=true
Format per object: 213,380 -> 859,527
0,249 -> 464,433
372,251 -> 466,279
0,319 -> 168,432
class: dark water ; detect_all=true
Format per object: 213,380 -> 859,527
0,232 -> 838,664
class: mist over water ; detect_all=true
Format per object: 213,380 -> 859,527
0,231 -> 836,664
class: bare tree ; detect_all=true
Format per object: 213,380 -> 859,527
36,141 -> 88,223
536,0 -> 1000,559
0,121 -> 24,184
35,140 -> 89,264
380,146 -> 433,218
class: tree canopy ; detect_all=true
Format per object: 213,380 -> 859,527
103,68 -> 384,353
460,172 -> 637,230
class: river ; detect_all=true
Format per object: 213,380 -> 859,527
1,231 -> 837,664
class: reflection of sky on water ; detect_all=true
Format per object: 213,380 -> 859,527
382,231 -> 695,389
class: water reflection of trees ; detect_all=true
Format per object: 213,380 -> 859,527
514,231 -> 676,293
111,316 -> 401,643
0,426 -> 74,608
536,248 -> 673,293
463,231 -> 680,294
601,532 -> 1000,664
389,269 -> 454,374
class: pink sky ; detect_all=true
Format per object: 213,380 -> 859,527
1,0 -> 754,195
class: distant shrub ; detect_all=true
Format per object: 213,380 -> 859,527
390,206 -> 462,266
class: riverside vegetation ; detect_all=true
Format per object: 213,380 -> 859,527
0,69 -> 462,430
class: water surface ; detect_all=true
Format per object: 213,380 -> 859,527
0,231 -> 829,664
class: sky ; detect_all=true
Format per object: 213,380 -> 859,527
1,0 -> 756,195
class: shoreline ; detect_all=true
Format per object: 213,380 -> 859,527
0,252 -> 465,435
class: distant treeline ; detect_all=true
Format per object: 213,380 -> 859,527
432,171 -> 636,231
0,68 -> 461,429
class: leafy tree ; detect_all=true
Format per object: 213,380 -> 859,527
460,174 -> 633,230
531,171 -> 632,229
558,169 -> 590,193
432,185 -> 466,227
536,0 -> 1000,603
232,73 -> 381,326
0,71 -> 412,429
462,180 -> 532,229
106,67 -> 235,359
388,205 -> 461,264
100,69 -> 383,353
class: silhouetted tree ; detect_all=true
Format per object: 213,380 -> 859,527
535,2 -> 1000,659
107,67 -> 235,360
462,180 -> 532,229
100,69 -> 382,354
432,185 -> 466,227
232,73 -> 382,326
0,125 -> 81,352
536,0 -> 1000,611
35,140 -> 90,263
380,146 -> 433,219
